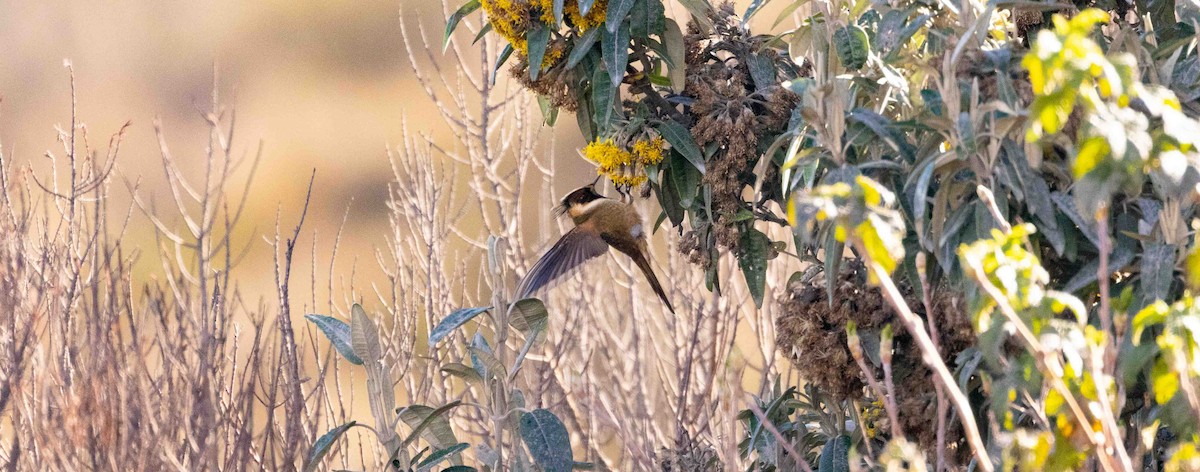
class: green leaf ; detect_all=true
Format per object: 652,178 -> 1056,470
675,0 -> 715,31
492,43 -> 514,85
303,421 -> 357,472
442,467 -> 479,472
444,0 -> 482,52
738,228 -> 770,308
601,22 -> 630,88
592,66 -> 616,131
669,150 -> 700,207
824,227 -> 843,307
818,435 -> 851,472
579,0 -> 596,16
417,443 -> 470,470
745,53 -> 777,90
469,344 -> 507,380
656,119 -> 705,173
429,306 -> 491,347
520,409 -> 574,472
606,0 -> 637,32
509,298 -> 549,335
469,334 -> 493,378
527,24 -> 552,81
473,22 -> 493,45
552,0 -> 565,25
350,304 -> 382,363
1141,243 -> 1176,306
662,19 -> 686,90
305,314 -> 364,365
440,362 -> 484,384
833,25 -> 870,71
566,27 -> 601,69
629,0 -> 665,38
537,95 -> 559,126
742,0 -> 771,25
399,401 -> 464,450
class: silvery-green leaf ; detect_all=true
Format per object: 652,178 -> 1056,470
305,314 -> 363,365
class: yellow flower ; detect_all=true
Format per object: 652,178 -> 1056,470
536,0 -> 608,32
631,136 -> 665,165
584,139 -> 632,170
584,138 -> 648,188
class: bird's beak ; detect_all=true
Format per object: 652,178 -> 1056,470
590,174 -> 602,186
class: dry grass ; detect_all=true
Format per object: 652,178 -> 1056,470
0,5 -> 800,471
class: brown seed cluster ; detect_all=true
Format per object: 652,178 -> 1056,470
683,4 -> 800,250
510,46 -> 580,111
655,433 -> 721,471
775,261 -> 976,455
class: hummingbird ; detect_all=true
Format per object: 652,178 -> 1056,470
515,183 -> 675,313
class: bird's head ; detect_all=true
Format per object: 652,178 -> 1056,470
554,184 -> 606,220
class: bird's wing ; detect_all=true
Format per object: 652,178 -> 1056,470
514,225 -> 610,300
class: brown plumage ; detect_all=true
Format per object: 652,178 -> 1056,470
515,185 -> 675,313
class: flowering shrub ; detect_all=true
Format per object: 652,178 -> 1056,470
445,0 -> 1200,468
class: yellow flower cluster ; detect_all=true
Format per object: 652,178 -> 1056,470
583,136 -> 665,188
631,136 -> 665,165
480,0 -> 607,64
860,399 -> 886,439
481,0 -> 531,53
536,0 -> 608,32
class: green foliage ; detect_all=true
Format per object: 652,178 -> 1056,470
304,314 -> 364,365
519,409 -> 574,471
307,305 -> 472,471
454,0 -> 1200,467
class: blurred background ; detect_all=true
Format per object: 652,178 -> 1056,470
0,0 -> 590,298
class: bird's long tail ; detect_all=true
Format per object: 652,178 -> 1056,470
631,252 -> 675,314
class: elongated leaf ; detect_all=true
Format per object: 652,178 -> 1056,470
601,23 -> 630,87
1063,245 -> 1137,293
1141,243 -> 1176,305
418,443 -> 470,470
606,0 -> 637,32
399,401 -> 464,450
579,0 -> 596,15
350,304 -> 381,363
738,229 -> 770,308
537,95 -> 559,126
473,22 -> 493,44
663,19 -> 686,90
592,67 -> 616,131
818,435 -> 851,472
429,306 -> 491,347
470,334 -> 493,378
442,467 -> 480,472
629,0 -> 665,37
669,150 -> 699,207
1052,192 -> 1099,248
676,0 -> 715,31
527,24 -> 552,81
509,298 -> 549,335
833,25 -> 869,70
520,409 -> 573,472
492,43 -> 514,85
745,53 -> 776,90
305,314 -> 363,365
441,363 -> 484,384
469,344 -> 507,380
552,0 -> 565,25
566,27 -> 601,69
303,421 -> 357,472
656,119 -> 705,173
444,0 -> 482,52
742,0 -> 771,25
